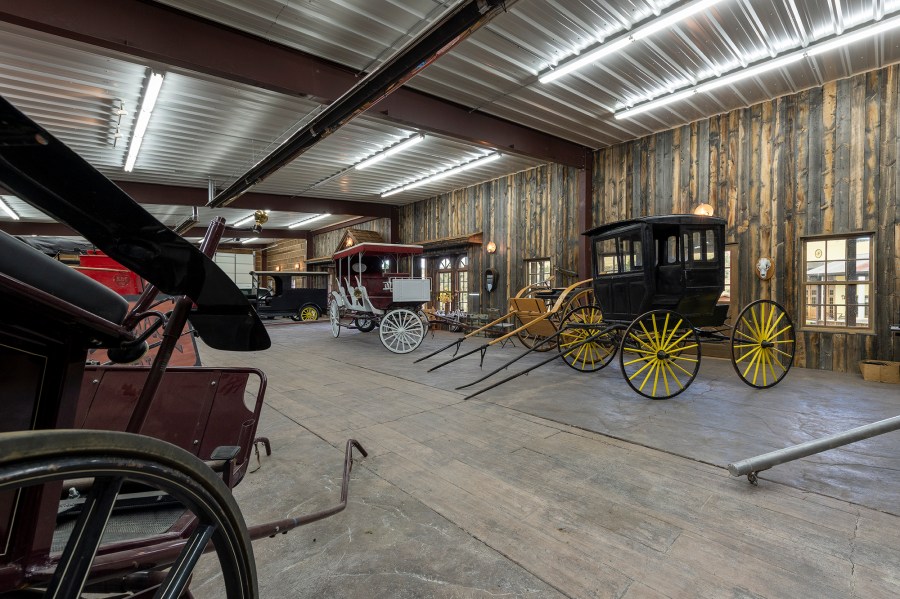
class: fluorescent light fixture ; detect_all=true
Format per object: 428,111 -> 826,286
0,196 -> 20,220
616,13 -> 900,119
288,213 -> 331,229
241,237 -> 259,244
540,0 -> 724,84
124,71 -> 164,172
356,135 -> 424,170
381,153 -> 500,198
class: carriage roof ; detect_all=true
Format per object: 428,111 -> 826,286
583,214 -> 726,238
332,242 -> 424,260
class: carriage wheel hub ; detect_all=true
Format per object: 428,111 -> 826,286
656,350 -> 669,360
761,340 -> 773,348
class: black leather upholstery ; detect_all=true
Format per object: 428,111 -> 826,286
0,229 -> 129,325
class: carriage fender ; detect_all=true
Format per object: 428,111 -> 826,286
330,291 -> 345,308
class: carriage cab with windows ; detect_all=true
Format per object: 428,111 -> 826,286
586,215 -> 727,327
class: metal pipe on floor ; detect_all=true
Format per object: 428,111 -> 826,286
728,414 -> 900,477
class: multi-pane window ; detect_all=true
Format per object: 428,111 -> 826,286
803,234 -> 873,330
525,258 -> 552,285
721,249 -> 732,303
456,256 -> 469,313
620,231 -> 643,273
437,257 -> 453,308
595,239 -> 618,274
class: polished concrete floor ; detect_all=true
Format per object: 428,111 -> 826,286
195,321 -> 899,598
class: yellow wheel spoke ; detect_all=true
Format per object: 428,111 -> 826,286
768,324 -> 794,340
733,342 -> 761,349
662,326 -> 692,353
651,360 -> 661,396
770,346 -> 794,359
636,360 -> 656,389
763,311 -> 785,340
670,355 -> 699,364
663,361 -> 686,390
769,339 -> 795,345
666,342 -> 699,355
661,317 -> 684,350
639,321 -> 657,350
741,347 -> 762,375
668,359 -> 695,377
735,345 -> 761,365
624,355 -> 653,366
628,359 -> 655,381
623,346 -> 657,356
734,328 -> 757,342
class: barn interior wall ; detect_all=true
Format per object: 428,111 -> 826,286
398,164 -> 581,312
593,64 -> 899,372
264,239 -> 308,272
310,219 -> 392,259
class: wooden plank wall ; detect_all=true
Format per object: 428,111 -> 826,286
398,164 -> 581,311
593,65 -> 899,372
310,218 -> 392,259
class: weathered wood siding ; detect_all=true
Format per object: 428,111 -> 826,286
399,164 -> 581,308
310,218 -> 392,259
593,65 -> 899,372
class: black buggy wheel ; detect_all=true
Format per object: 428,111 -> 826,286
0,430 -> 256,598
558,304 -> 617,372
731,299 -> 795,389
354,317 -> 376,332
620,310 -> 701,400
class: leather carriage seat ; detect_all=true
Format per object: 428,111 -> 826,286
0,229 -> 130,325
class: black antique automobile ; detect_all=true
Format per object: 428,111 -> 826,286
0,96 -> 365,597
250,270 -> 329,321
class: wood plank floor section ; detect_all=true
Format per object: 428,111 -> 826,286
198,324 -> 899,598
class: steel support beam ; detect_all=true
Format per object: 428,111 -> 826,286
577,157 -> 594,279
114,182 -> 393,219
0,0 -> 586,169
0,221 -> 308,240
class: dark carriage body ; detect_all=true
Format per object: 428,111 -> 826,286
585,215 -> 727,326
250,271 -> 329,320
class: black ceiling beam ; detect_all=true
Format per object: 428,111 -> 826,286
0,0 -> 587,170
0,221 -> 310,240
114,181 -> 393,218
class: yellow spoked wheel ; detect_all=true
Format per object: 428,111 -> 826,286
299,305 -> 320,321
730,299 -> 795,389
558,304 -> 617,372
620,310 -> 700,400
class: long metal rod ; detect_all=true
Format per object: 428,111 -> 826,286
464,350 -> 565,401
728,415 -> 900,478
210,0 -> 513,207
456,328 -> 567,389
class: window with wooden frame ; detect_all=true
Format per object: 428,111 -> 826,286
525,258 -> 552,286
802,233 -> 873,332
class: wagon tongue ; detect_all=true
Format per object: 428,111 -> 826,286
0,95 -> 270,352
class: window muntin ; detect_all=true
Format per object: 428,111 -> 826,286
525,258 -> 551,285
803,234 -> 872,330
595,239 -> 618,274
685,228 -> 718,263
620,231 -> 643,273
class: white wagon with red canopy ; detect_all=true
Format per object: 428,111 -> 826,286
329,242 -> 431,353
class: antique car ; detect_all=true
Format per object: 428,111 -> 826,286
250,270 -> 329,321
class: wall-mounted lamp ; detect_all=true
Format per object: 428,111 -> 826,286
693,203 -> 714,216
486,241 -> 497,254
294,263 -> 300,269
274,265 -> 281,271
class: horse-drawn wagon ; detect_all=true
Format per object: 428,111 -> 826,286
423,215 -> 796,400
329,242 -> 431,354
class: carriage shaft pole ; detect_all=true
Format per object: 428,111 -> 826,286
728,415 -> 900,477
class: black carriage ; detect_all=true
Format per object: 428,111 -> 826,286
250,270 -> 329,321
555,214 -> 796,398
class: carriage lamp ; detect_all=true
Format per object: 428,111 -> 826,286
693,203 -> 714,216
486,241 -> 497,254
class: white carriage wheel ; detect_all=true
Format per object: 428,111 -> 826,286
329,299 -> 341,338
379,308 -> 425,354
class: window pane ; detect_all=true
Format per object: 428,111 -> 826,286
705,229 -> 716,261
596,239 -> 618,274
806,260 -> 825,279
666,236 -> 678,264
439,258 -> 451,270
692,231 -> 702,261
826,238 -> 846,260
806,240 -> 826,261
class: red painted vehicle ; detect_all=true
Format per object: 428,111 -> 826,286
0,96 -> 365,597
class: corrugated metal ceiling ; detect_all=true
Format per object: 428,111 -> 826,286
2,0 -> 900,243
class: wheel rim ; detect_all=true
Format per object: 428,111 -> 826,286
620,310 -> 700,399
329,300 -> 341,338
731,299 -> 795,388
379,308 -> 424,354
300,306 -> 319,321
0,430 -> 255,598
515,317 -> 557,352
558,304 -> 616,372
354,317 -> 375,332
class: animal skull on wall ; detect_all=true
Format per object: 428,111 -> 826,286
756,257 -> 774,280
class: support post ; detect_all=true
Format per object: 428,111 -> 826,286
577,152 -> 593,279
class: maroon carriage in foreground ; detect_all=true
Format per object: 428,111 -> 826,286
0,96 -> 365,597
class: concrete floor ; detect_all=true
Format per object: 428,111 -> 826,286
195,321 -> 900,598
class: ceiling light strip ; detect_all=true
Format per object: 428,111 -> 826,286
540,0 -> 724,84
288,213 -> 331,229
0,196 -> 20,220
356,134 -> 424,170
124,71 -> 165,172
615,13 -> 900,119
381,153 -> 500,198
233,213 -> 258,227
241,237 -> 260,245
